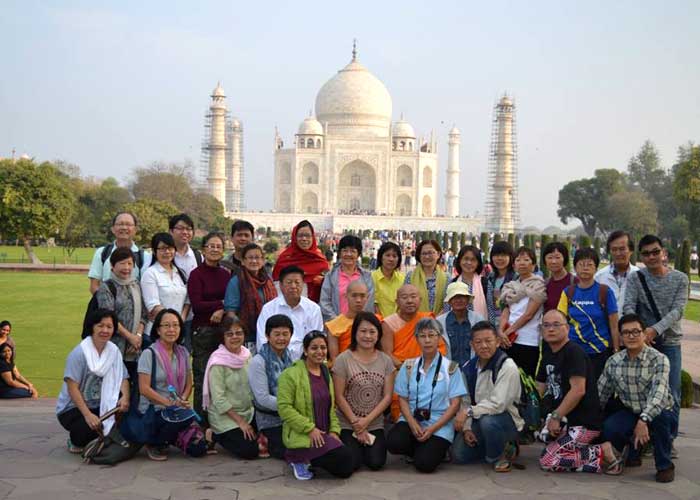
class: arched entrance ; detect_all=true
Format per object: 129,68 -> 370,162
337,160 -> 376,213
396,194 -> 412,216
301,191 -> 318,213
422,195 -> 432,217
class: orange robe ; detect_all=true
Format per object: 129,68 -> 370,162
326,313 -> 384,357
385,311 -> 446,421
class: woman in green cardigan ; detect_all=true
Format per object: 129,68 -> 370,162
277,331 -> 354,480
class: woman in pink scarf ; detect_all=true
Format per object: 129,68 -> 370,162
203,317 -> 259,459
451,245 -> 489,318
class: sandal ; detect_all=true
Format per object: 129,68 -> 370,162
504,441 -> 520,461
604,445 -> 628,476
204,428 -> 218,455
494,459 -> 512,473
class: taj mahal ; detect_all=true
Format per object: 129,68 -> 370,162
203,44 -> 520,234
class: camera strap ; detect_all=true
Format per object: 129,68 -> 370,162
412,354 -> 442,415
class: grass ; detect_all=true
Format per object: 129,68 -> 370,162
1,269 -> 699,397
0,245 -> 96,265
0,271 -> 90,396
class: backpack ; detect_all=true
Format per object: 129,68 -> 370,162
463,350 -> 541,431
193,248 -> 203,266
101,243 -> 145,272
83,280 -> 117,337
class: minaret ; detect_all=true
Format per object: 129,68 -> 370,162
485,95 -> 520,233
206,82 -> 227,209
226,117 -> 244,211
446,126 -> 461,217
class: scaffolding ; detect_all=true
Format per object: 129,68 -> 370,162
484,95 -> 521,234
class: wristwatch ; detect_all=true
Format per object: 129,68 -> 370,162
550,410 -> 562,421
640,414 -> 651,424
467,406 -> 474,418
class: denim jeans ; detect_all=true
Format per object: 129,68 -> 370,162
602,408 -> 675,471
657,344 -> 681,438
452,412 -> 519,464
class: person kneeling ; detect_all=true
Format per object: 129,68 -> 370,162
204,317 -> 259,459
598,314 -> 677,483
387,318 -> 466,473
452,321 -> 522,472
277,332 -> 354,480
537,309 -> 623,474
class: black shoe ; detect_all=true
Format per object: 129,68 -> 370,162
626,456 -> 642,467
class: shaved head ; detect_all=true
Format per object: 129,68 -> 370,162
346,280 -> 369,315
397,284 -> 419,299
346,280 -> 368,295
396,284 -> 420,316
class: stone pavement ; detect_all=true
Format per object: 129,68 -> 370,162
1,400 -> 699,500
682,319 -> 700,389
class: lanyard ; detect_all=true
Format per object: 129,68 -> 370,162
409,354 -> 442,414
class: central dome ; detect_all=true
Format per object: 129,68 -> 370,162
315,59 -> 393,138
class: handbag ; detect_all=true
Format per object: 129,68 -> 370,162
119,348 -> 159,444
83,407 -> 142,465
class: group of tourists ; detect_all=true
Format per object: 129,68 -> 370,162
42,210 -> 686,483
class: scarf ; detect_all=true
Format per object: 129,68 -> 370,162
110,271 -> 143,334
153,340 -> 189,396
237,267 -> 277,339
411,264 -> 448,315
500,274 -> 547,308
79,337 -> 123,434
202,344 -> 251,410
258,342 -> 292,396
271,222 -> 330,289
458,274 -> 488,318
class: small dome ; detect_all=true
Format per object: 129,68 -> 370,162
230,117 -> 242,130
449,125 -> 461,135
297,116 -> 324,135
393,119 -> 416,138
499,95 -> 513,106
212,82 -> 225,98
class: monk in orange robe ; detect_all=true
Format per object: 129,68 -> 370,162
381,284 -> 446,420
326,280 -> 370,363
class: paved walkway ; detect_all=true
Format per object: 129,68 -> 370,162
1,400 -> 699,500
682,320 -> 700,388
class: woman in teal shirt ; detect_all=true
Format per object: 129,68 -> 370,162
203,316 -> 258,459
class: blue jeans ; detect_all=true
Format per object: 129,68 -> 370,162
452,413 -> 519,464
657,344 -> 681,438
0,387 -> 33,398
602,408 -> 675,471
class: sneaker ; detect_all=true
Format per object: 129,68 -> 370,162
146,445 -> 168,461
67,439 -> 84,454
257,433 -> 270,459
656,465 -> 675,483
290,462 -> 313,480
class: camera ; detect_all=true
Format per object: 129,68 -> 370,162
413,408 -> 431,422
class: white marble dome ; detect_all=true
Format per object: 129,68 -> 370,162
315,59 -> 393,137
392,119 -> 415,138
449,125 -> 461,135
297,116 -> 324,135
212,83 -> 225,97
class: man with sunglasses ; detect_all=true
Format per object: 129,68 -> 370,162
622,234 -> 688,453
598,314 -> 676,483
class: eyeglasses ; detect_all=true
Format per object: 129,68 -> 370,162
160,323 -> 180,330
296,233 -> 313,239
417,332 -> 439,340
244,255 -> 263,261
224,330 -> 244,338
156,246 -> 174,253
542,322 -> 566,330
173,225 -> 193,232
114,222 -> 135,228
204,245 -> 224,250
640,248 -> 662,257
621,328 -> 643,337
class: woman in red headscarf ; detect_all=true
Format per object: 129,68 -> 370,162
272,220 -> 330,303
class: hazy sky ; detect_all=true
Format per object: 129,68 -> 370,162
2,1 -> 698,228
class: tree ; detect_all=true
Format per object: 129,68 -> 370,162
0,159 -> 76,262
628,140 -> 665,194
480,232 -> 489,259
188,191 -> 225,231
578,235 -> 592,249
673,145 -> 700,239
124,199 -> 178,245
540,234 -> 552,277
130,161 -> 195,209
679,239 -> 691,278
557,169 -> 625,237
450,232 -> 459,253
605,190 -> 658,236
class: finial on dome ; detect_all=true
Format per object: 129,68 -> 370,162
352,38 -> 357,61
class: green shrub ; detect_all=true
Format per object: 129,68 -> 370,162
681,369 -> 694,408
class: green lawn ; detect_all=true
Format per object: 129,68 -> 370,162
0,271 -> 90,396
0,245 -> 96,265
1,270 -> 699,397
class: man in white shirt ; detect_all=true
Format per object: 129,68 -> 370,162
169,213 -> 202,279
256,265 -> 323,360
88,211 -> 151,294
168,213 -> 202,352
595,230 -> 639,307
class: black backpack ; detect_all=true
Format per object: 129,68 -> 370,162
83,280 -> 117,337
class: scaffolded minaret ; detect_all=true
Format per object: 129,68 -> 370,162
205,83 -> 227,208
485,95 -> 521,234
445,126 -> 461,217
225,117 -> 245,211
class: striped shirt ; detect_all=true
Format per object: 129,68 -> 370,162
597,346 -> 674,420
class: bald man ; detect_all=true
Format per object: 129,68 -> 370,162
326,280 -> 371,362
